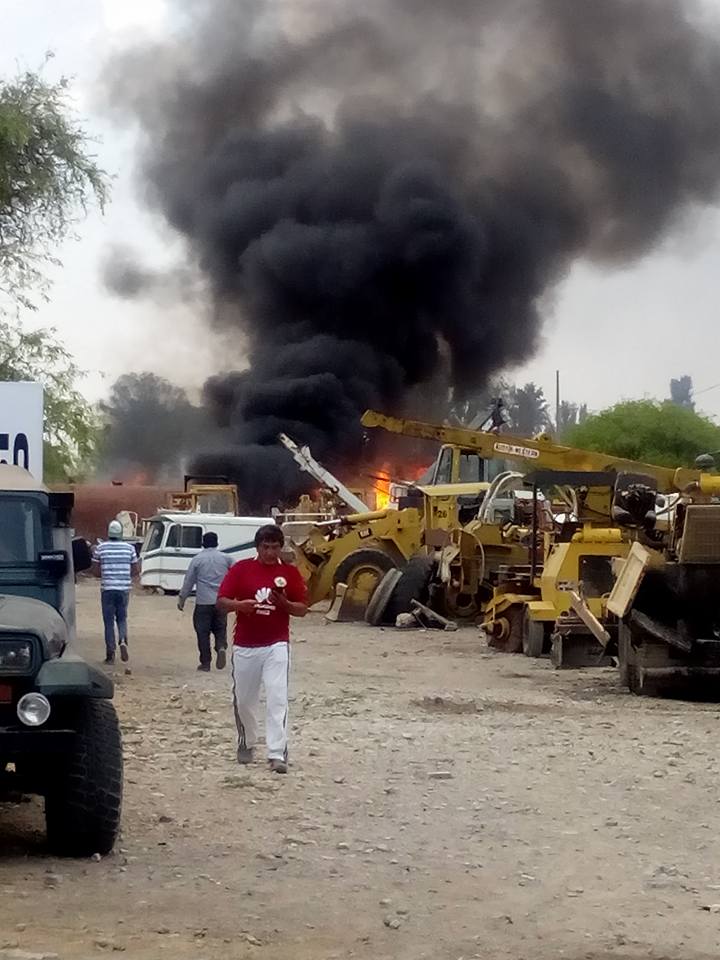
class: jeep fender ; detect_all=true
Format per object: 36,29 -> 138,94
35,650 -> 114,699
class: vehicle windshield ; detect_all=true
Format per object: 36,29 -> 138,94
459,453 -> 483,483
0,494 -> 51,564
196,492 -> 234,514
143,520 -> 166,553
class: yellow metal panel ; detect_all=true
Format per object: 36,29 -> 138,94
606,542 -> 652,618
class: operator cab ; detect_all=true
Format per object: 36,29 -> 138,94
429,444 -> 506,486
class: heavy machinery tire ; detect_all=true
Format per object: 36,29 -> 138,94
384,555 -> 436,624
493,604 -> 525,654
506,605 -> 525,653
365,569 -> 403,626
45,699 -> 123,857
617,622 -> 632,688
333,549 -> 397,594
522,609 -> 546,658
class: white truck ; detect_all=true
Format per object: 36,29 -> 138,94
139,512 -> 272,594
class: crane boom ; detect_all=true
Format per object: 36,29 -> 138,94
361,410 -> 720,496
278,433 -> 371,514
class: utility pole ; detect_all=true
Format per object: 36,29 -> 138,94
555,370 -> 561,438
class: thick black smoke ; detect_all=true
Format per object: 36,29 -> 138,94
106,0 -> 720,507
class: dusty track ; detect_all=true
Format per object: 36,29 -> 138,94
2,581 -> 720,959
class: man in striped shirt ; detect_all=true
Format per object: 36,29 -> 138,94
93,519 -> 138,664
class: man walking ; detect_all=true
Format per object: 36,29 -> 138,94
217,525 -> 307,774
178,532 -> 233,672
93,519 -> 138,664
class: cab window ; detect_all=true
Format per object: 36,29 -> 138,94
459,453 -> 483,483
143,520 -> 165,553
181,526 -> 203,549
434,448 -> 453,484
0,495 -> 50,564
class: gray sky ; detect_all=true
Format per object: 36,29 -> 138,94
3,0 -> 720,419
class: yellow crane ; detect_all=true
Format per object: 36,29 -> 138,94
361,410 -> 720,496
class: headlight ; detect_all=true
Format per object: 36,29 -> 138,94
17,692 -> 51,727
0,640 -> 33,673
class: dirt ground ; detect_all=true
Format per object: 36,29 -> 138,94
2,581 -> 720,960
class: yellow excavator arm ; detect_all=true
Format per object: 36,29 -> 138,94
361,410 -> 719,496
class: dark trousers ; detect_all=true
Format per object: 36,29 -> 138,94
101,590 -> 129,654
193,604 -> 228,666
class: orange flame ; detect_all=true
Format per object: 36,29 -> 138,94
374,464 -> 392,511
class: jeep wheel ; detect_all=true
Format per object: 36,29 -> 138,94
45,699 -> 123,857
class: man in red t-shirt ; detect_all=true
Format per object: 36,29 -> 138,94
217,524 -> 308,774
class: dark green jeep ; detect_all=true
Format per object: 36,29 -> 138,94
0,465 -> 122,855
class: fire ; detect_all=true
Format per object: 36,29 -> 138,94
373,465 -> 392,511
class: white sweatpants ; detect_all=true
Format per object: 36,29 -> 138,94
231,643 -> 290,761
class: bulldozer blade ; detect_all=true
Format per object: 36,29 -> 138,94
325,583 -> 365,623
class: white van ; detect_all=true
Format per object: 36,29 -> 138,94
140,512 -> 273,594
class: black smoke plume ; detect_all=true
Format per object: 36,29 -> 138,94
106,0 -> 720,507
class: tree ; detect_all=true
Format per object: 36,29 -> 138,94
99,373 -> 208,482
506,382 -> 551,436
669,375 -> 695,411
0,66 -> 107,313
0,318 -> 100,481
565,400 -> 720,468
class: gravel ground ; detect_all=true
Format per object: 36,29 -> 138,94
2,580 -> 720,960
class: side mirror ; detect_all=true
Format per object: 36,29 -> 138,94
38,550 -> 69,578
72,538 -> 92,573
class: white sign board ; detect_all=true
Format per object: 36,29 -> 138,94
0,382 -> 44,480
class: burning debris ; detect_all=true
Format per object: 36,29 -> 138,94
106,0 -> 720,507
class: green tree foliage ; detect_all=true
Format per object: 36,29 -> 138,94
506,382 -> 551,436
99,373 -> 208,483
565,400 -> 720,468
0,318 -> 100,481
0,66 -> 107,312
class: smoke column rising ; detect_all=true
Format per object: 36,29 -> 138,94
106,0 -> 720,506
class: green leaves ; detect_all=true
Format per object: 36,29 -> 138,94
565,400 -> 720,468
0,68 -> 108,312
0,318 -> 100,482
0,67 -> 108,481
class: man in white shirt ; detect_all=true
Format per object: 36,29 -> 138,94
93,519 -> 138,664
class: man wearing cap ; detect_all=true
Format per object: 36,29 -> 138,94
93,519 -> 138,664
178,531 -> 233,672
217,524 -> 307,774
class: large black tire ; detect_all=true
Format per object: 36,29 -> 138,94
365,569 -> 403,626
617,622 -> 632,688
522,609 -> 546,658
45,699 -> 123,857
333,549 -> 397,592
384,555 -> 436,624
505,605 -> 524,654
